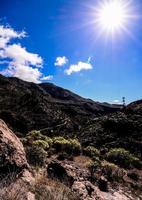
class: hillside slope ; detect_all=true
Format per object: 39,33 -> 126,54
0,74 -> 120,134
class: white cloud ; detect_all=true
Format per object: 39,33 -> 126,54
3,44 -> 43,67
0,25 -> 25,39
54,56 -> 68,66
40,75 -> 53,81
0,25 -> 52,83
65,61 -> 93,75
0,37 -> 9,48
113,100 -> 121,104
0,25 -> 25,49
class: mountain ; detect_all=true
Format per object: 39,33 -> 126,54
0,74 -> 120,135
0,74 -> 141,157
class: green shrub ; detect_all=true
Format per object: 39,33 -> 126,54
26,145 -> 47,167
44,137 -> 53,146
53,137 -> 81,155
101,161 -> 126,181
27,130 -> 43,140
68,139 -> 81,155
33,140 -> 49,150
83,146 -> 100,159
53,137 -> 70,151
87,160 -> 101,179
26,130 -> 53,147
107,148 -> 142,169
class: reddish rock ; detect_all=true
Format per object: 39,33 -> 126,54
0,119 -> 28,176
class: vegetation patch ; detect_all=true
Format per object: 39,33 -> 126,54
26,145 -> 47,167
33,140 -> 49,150
106,148 -> 142,169
53,137 -> 81,155
127,171 -> 139,181
83,146 -> 100,159
101,161 -> 126,182
34,174 -> 78,200
74,156 -> 93,168
26,130 -> 53,147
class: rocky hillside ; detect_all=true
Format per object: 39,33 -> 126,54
0,75 -> 142,199
0,119 -> 142,200
0,74 -> 120,135
0,74 -> 142,159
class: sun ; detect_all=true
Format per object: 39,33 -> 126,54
96,1 -> 129,33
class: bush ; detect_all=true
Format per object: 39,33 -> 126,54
101,161 -> 126,181
53,137 -> 70,152
53,137 -> 81,155
26,130 -> 53,148
27,130 -> 43,140
87,160 -> 101,181
44,137 -> 53,147
68,139 -> 81,155
107,148 -> 142,169
26,145 -> 47,167
33,140 -> 49,150
127,171 -> 139,181
83,146 -> 100,159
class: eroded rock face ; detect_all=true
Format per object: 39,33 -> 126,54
0,119 -> 28,176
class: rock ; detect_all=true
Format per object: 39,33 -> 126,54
26,192 -> 35,200
47,160 -> 74,186
98,176 -> 108,192
0,119 -> 28,177
72,181 -> 94,200
0,120 -> 35,199
85,181 -> 94,196
21,169 -> 35,186
72,181 -> 88,199
47,159 -> 91,187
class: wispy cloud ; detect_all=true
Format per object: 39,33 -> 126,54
87,56 -> 92,63
54,56 -> 68,66
40,75 -> 53,81
0,24 -> 52,83
65,61 -> 93,75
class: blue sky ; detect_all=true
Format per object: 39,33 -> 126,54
0,0 -> 142,103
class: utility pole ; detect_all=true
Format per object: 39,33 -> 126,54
122,97 -> 126,107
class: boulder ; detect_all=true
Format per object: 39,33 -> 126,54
72,181 -> 94,200
47,160 -> 74,186
0,119 -> 28,177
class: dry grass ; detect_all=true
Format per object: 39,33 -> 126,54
73,155 -> 93,168
0,173 -> 28,200
34,172 -> 78,200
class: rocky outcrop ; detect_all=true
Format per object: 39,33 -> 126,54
0,119 -> 35,199
0,119 -> 28,177
47,159 -> 91,184
47,159 -> 140,200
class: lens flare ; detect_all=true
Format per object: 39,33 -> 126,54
96,1 -> 129,33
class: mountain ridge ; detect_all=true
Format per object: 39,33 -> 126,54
0,74 -> 121,134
